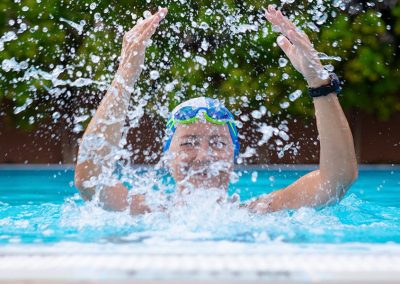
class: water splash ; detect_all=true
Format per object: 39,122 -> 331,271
0,0 -> 384,228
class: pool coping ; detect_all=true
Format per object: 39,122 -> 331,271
1,165 -> 399,283
1,242 -> 400,283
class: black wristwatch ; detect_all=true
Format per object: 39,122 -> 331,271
308,73 -> 342,98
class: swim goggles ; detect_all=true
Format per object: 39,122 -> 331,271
163,105 -> 240,160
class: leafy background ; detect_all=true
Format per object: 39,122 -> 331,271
0,0 -> 399,160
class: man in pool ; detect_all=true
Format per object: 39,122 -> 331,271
74,6 -> 358,214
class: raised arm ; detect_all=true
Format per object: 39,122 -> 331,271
249,5 -> 357,213
74,8 -> 167,213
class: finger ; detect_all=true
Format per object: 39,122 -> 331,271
264,8 -> 278,25
265,12 -> 282,34
276,11 -> 300,42
268,5 -> 281,24
276,10 -> 314,47
277,10 -> 297,31
287,30 -> 311,48
137,16 -> 161,44
128,16 -> 153,35
128,8 -> 167,35
265,5 -> 312,49
158,7 -> 168,19
277,35 -> 293,58
265,8 -> 295,37
298,30 -> 313,46
138,8 -> 167,34
268,4 -> 276,14
264,11 -> 277,25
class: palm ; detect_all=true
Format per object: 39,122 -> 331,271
289,42 -> 323,81
265,5 -> 327,86
117,8 -> 167,87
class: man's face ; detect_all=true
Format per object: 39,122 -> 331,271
167,121 -> 234,190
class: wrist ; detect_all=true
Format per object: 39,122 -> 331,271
308,73 -> 342,98
112,72 -> 136,97
115,67 -> 139,88
307,78 -> 331,88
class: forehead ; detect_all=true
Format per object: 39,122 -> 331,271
174,121 -> 230,138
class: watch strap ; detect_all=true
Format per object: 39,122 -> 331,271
308,73 -> 342,98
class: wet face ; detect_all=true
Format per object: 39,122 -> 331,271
167,121 -> 234,191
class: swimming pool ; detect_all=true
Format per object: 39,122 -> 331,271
0,165 -> 399,283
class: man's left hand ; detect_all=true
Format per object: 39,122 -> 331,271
264,5 -> 330,88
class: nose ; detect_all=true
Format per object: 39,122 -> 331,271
193,140 -> 215,163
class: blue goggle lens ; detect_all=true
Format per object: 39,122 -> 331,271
173,106 -> 233,121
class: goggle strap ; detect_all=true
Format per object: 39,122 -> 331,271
204,113 -> 226,125
177,116 -> 197,124
228,121 -> 237,136
167,119 -> 176,129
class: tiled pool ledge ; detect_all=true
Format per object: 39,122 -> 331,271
1,243 -> 400,283
0,163 -> 399,171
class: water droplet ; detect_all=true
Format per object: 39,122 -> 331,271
307,22 -> 320,32
52,112 -> 61,120
317,69 -> 330,80
150,70 -> 160,80
199,22 -> 209,30
251,110 -> 262,119
165,80 -> 177,92
317,52 -> 342,61
278,58 -> 288,67
279,130 -> 289,141
324,64 -> 335,72
251,171 -> 258,182
60,18 -> 86,35
90,54 -> 100,63
332,0 -> 342,8
195,56 -> 207,66
280,101 -> 290,109
289,90 -> 302,101
201,39 -> 209,51
316,13 -> 328,25
272,25 -> 281,33
143,10 -> 152,19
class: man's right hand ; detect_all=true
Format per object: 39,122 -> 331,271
116,7 -> 168,88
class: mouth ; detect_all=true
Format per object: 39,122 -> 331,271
180,161 -> 232,182
191,168 -> 209,178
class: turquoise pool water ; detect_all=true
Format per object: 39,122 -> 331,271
0,165 -> 399,245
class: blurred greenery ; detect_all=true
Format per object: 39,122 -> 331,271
0,0 -> 399,132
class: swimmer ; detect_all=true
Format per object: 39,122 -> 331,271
74,6 -> 358,214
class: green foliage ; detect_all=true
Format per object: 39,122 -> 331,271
0,0 -> 399,130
